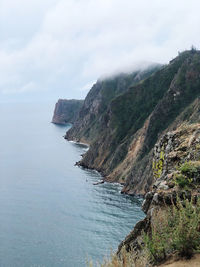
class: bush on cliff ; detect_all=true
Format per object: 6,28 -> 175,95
175,161 -> 200,189
144,197 -> 200,264
90,196 -> 200,266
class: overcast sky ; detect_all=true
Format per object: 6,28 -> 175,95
0,0 -> 200,103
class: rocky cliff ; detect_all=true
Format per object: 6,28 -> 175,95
65,50 -> 200,195
116,123 -> 200,266
52,99 -> 83,124
53,49 -> 200,266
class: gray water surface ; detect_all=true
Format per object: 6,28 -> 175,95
0,102 -> 144,266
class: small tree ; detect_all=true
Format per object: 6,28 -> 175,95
191,45 -> 197,52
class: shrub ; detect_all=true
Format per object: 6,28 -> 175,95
180,161 -> 198,177
174,161 -> 200,188
175,174 -> 192,188
171,198 -> 200,257
143,197 -> 200,264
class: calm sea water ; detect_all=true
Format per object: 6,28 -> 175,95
0,102 -> 144,267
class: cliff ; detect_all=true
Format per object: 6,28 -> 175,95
65,50 -> 200,195
53,49 -> 200,266
52,99 -> 83,125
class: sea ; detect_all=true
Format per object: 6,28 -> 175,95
0,102 -> 144,266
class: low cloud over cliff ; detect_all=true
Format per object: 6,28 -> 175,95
1,0 -> 200,101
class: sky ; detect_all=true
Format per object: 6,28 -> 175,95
0,0 -> 200,103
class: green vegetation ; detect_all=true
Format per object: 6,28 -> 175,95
175,161 -> 200,188
110,65 -> 174,144
175,174 -> 192,188
144,197 -> 200,264
180,161 -> 199,176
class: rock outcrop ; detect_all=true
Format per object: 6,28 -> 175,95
52,99 -> 83,125
117,123 -> 200,266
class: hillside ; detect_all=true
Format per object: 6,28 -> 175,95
65,49 -> 200,195
52,99 -> 83,124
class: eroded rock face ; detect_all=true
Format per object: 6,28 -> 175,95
153,123 -> 200,190
117,123 -> 200,266
52,99 -> 83,125
145,123 -> 200,213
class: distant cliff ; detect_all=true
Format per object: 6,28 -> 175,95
64,49 -> 200,195
52,99 -> 83,125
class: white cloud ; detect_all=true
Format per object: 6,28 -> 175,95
2,81 -> 36,94
0,0 -> 200,101
79,81 -> 97,92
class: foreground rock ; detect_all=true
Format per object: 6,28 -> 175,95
117,123 -> 200,266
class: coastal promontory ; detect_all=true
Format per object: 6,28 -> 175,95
52,99 -> 83,125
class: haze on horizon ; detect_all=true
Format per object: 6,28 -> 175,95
0,0 -> 200,103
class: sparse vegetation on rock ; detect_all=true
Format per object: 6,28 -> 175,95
115,123 -> 200,266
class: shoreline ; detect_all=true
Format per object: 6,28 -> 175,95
68,139 -> 90,147
66,137 -> 144,197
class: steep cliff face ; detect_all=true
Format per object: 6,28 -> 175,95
66,65 -> 161,143
117,123 -> 200,266
52,99 -> 83,124
65,50 -> 200,195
